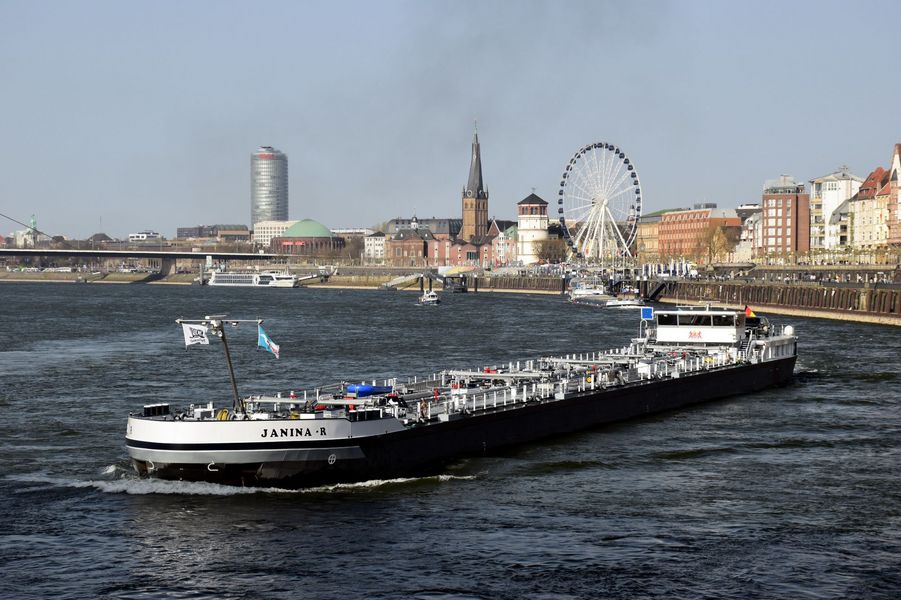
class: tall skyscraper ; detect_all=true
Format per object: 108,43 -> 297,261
251,146 -> 288,227
461,128 -> 489,241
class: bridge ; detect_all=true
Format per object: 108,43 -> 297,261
0,248 -> 280,276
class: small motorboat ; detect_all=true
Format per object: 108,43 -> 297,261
605,297 -> 646,309
418,290 -> 441,306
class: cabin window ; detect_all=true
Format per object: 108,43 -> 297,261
678,314 -> 712,326
712,315 -> 735,327
657,314 -> 678,326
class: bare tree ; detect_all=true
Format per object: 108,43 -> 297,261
535,238 -> 569,264
698,224 -> 740,265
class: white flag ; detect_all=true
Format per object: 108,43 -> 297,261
182,323 -> 210,347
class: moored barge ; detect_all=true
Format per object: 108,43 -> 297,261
126,306 -> 797,488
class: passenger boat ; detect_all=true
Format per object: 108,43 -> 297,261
569,282 -> 611,302
418,290 -> 441,306
125,306 -> 797,488
208,271 -> 298,288
605,297 -> 645,309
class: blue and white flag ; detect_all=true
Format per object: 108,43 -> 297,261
257,325 -> 280,359
182,323 -> 210,347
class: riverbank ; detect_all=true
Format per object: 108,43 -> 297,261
661,296 -> 901,326
7,270 -> 898,325
658,278 -> 901,327
307,282 -> 561,295
0,272 -> 197,284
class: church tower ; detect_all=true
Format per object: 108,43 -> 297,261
461,126 -> 489,241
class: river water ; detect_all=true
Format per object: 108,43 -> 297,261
0,283 -> 898,599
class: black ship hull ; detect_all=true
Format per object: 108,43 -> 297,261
130,356 -> 796,488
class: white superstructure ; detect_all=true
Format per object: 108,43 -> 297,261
208,271 -> 298,287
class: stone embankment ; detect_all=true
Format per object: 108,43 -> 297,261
314,274 -> 563,294
0,271 -> 196,284
657,280 -> 901,326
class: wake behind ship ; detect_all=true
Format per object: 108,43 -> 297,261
126,306 -> 797,488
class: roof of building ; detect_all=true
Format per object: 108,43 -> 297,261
763,175 -> 804,192
830,199 -> 851,224
855,167 -> 887,200
392,228 -> 435,242
367,231 -> 386,238
711,209 -> 739,220
488,219 -> 517,237
643,208 -> 683,217
281,219 -> 335,238
517,193 -> 548,206
471,234 -> 496,246
809,167 -> 864,183
387,217 -> 461,236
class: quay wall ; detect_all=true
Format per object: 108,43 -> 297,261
313,274 -> 563,294
656,280 -> 901,326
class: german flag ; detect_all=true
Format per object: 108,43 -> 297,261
744,305 -> 756,317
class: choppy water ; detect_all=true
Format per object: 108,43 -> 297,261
0,283 -> 898,599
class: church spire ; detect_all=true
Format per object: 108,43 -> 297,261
465,122 -> 486,199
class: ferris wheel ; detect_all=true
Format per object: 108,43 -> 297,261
557,142 -> 642,264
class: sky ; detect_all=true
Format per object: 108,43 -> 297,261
1,0 -> 899,239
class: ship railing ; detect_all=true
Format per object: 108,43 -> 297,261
431,382 -> 560,419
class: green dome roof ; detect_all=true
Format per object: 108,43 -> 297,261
282,219 -> 334,238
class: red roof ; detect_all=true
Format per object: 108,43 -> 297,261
856,167 -> 886,199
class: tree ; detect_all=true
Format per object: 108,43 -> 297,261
698,224 -> 739,265
343,236 -> 364,262
535,238 -> 569,264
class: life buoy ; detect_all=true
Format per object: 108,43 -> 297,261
216,409 -> 229,421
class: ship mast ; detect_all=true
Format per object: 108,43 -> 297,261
176,316 -> 263,413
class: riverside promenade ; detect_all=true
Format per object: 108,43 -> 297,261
655,279 -> 901,326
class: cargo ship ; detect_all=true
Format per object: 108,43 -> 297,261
125,306 -> 797,488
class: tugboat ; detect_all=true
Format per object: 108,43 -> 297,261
126,306 -> 797,488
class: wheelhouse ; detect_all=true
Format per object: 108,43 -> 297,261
652,307 -> 746,345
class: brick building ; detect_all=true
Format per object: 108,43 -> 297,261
657,205 -> 741,261
761,176 -> 810,257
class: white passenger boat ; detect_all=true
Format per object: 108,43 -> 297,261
125,306 -> 797,488
605,297 -> 646,309
569,284 -> 611,302
418,290 -> 441,305
208,271 -> 298,288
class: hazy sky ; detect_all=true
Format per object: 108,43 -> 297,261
2,0 -> 899,239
